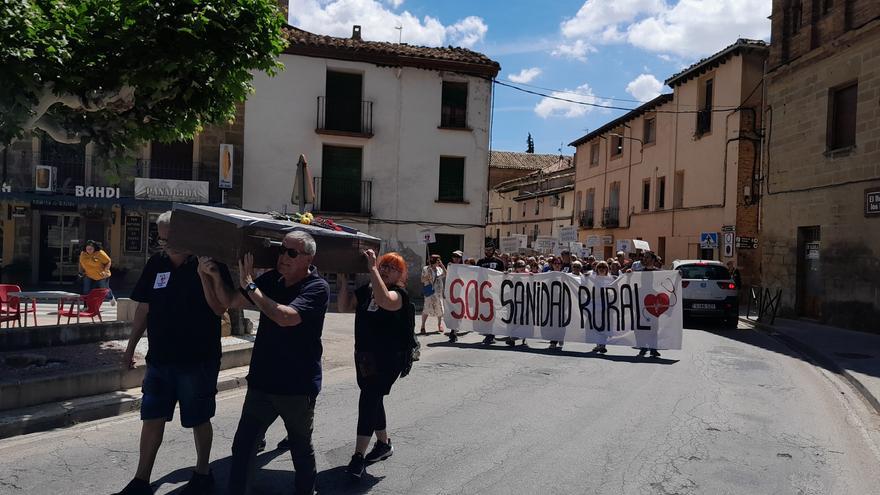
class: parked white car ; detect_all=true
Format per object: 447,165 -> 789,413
672,259 -> 738,326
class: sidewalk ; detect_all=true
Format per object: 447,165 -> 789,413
741,316 -> 880,414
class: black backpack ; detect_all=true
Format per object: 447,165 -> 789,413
398,291 -> 420,378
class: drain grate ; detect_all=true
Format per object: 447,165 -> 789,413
833,352 -> 873,360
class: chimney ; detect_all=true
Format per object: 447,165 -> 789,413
352,25 -> 362,41
276,0 -> 289,20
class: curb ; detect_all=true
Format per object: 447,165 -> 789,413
739,317 -> 880,415
0,366 -> 250,440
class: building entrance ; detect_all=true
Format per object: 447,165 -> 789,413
38,213 -> 81,283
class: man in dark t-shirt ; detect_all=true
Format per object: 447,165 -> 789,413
113,211 -> 230,495
199,230 -> 329,495
476,245 -> 512,346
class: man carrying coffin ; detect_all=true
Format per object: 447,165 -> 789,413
198,231 -> 329,495
477,243 -> 513,346
113,211 -> 231,495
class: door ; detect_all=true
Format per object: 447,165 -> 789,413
321,145 -> 362,213
796,226 -> 822,319
429,234 -> 463,264
39,213 -> 81,283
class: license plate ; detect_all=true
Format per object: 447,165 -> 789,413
693,303 -> 715,309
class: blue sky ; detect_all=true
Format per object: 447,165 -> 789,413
288,0 -> 772,154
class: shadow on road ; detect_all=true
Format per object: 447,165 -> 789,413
153,447 -> 383,494
427,340 -> 680,364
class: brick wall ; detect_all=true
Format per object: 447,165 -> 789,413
762,16 -> 880,331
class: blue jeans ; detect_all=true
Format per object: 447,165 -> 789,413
82,276 -> 113,300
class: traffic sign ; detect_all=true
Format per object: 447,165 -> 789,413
700,232 -> 718,249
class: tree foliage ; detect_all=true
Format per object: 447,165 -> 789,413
0,0 -> 287,149
526,132 -> 534,153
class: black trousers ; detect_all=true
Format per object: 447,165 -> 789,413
357,389 -> 386,436
228,389 -> 316,495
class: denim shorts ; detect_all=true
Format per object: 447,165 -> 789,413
141,360 -> 221,428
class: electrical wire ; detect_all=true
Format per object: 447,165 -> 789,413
492,79 -> 758,114
502,80 -> 743,109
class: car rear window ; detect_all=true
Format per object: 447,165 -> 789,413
677,265 -> 731,280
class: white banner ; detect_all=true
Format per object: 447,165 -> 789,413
443,265 -> 683,349
134,178 -> 210,203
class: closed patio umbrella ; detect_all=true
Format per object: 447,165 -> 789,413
291,153 -> 315,212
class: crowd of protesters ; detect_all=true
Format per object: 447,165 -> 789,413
422,244 -> 666,357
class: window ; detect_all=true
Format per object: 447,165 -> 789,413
507,207 -> 512,221
149,140 -> 194,180
611,134 -> 623,157
656,176 -> 666,209
533,224 -> 540,239
642,180 -> 651,211
590,143 -> 600,166
489,211 -> 494,223
441,81 -> 468,128
586,188 -> 595,214
644,117 -> 656,144
673,171 -> 685,208
438,156 -> 465,201
696,79 -> 713,135
790,1 -> 803,34
522,202 -> 526,217
605,183 -> 620,227
828,82 -> 858,150
560,194 -> 565,209
535,199 -> 540,215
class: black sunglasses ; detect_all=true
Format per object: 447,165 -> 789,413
278,247 -> 301,258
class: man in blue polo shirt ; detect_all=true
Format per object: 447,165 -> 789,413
113,211 -> 231,495
199,230 -> 329,495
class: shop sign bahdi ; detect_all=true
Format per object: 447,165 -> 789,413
134,178 -> 209,204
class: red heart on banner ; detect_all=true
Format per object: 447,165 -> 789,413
644,293 -> 670,317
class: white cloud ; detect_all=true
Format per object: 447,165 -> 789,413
551,39 -> 593,62
626,74 -> 664,101
558,0 -> 770,58
446,16 -> 488,48
534,84 -> 607,119
289,0 -> 487,47
507,67 -> 542,84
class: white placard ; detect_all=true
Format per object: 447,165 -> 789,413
558,226 -> 578,243
499,236 -> 522,253
443,265 -> 683,349
418,228 -> 436,244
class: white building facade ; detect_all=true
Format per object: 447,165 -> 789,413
242,25 -> 500,283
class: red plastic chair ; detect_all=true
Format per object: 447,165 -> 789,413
0,284 -> 23,328
57,288 -> 110,325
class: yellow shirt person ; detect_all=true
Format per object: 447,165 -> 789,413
79,246 -> 111,281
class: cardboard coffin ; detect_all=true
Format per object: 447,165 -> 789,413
168,203 -> 381,273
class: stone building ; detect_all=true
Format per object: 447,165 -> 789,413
570,39 -> 767,279
0,105 -> 246,289
486,154 -> 574,250
761,0 -> 880,330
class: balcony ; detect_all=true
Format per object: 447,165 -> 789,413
602,207 -> 620,228
316,96 -> 373,137
313,177 -> 372,216
578,209 -> 594,228
136,159 -> 197,181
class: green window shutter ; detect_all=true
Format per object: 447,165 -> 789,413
438,157 -> 464,201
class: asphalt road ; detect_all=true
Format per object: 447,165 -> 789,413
2,316 -> 880,495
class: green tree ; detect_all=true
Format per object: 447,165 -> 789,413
0,0 -> 287,151
526,133 -> 534,153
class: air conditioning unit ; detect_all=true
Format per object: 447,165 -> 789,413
34,165 -> 58,192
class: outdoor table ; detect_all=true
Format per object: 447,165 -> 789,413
8,291 -> 82,327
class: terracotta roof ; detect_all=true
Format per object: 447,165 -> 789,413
665,39 -> 768,88
569,93 -> 674,147
489,151 -> 571,170
282,26 -> 500,77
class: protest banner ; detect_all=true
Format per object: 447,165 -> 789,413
443,265 -> 683,349
558,226 -> 578,243
533,236 -> 557,253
